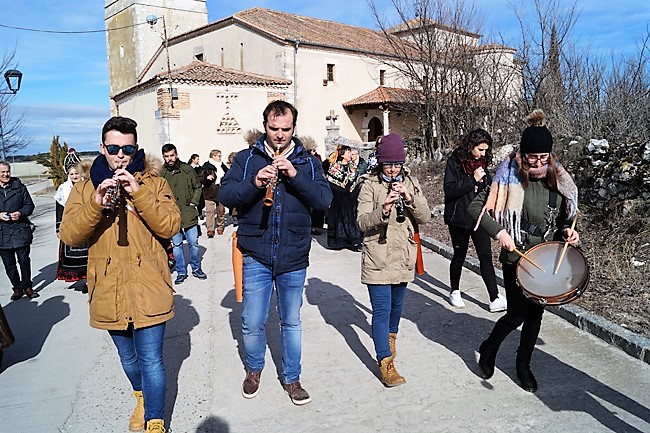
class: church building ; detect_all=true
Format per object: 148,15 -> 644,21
105,1 -> 517,158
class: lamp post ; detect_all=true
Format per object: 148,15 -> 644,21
0,69 -> 24,161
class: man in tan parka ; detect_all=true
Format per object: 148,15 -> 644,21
59,116 -> 180,433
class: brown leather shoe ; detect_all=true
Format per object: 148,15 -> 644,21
10,290 -> 23,301
242,370 -> 261,398
24,288 -> 39,299
207,230 -> 215,238
283,381 -> 311,405
217,228 -> 224,235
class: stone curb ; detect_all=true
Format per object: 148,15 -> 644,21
420,235 -> 650,365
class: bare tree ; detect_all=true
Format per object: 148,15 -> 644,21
511,0 -> 579,136
368,0 -> 521,156
0,49 -> 30,158
514,1 -> 650,143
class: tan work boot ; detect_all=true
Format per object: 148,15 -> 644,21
379,357 -> 406,387
388,333 -> 398,360
145,419 -> 166,433
129,390 -> 145,431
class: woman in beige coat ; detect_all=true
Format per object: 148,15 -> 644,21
357,133 -> 431,387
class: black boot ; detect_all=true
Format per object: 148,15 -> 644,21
516,349 -> 538,392
478,321 -> 512,379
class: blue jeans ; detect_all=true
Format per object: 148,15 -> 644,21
109,323 -> 166,422
172,225 -> 200,275
241,255 -> 306,384
367,283 -> 407,362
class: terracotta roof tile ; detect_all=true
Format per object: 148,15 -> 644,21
233,8 -> 401,56
157,61 -> 291,86
343,86 -> 414,108
115,61 -> 290,101
387,18 -> 480,38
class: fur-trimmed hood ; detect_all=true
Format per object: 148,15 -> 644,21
83,152 -> 164,183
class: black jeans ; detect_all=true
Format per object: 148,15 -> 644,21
498,264 -> 545,355
0,245 -> 32,292
448,225 -> 498,301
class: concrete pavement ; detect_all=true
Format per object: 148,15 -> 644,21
0,183 -> 648,433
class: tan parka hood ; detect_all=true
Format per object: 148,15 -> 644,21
59,152 -> 180,330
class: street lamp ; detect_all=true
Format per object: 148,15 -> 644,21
2,69 -> 23,94
0,68 -> 23,161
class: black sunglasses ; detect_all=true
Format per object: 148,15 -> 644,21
105,144 -> 137,155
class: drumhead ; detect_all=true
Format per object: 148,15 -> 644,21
516,241 -> 589,304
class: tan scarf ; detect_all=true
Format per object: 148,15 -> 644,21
474,151 -> 578,243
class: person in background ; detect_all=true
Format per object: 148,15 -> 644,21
219,100 -> 332,405
200,149 -> 228,237
188,153 -> 205,220
225,151 -> 238,225
59,116 -> 181,432
0,161 -> 37,301
307,147 -> 324,234
350,148 -> 368,176
325,145 -> 362,250
469,109 -> 579,393
161,143 -> 207,284
443,128 -> 505,312
54,153 -> 90,293
357,133 -> 431,387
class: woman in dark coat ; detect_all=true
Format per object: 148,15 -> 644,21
443,129 -> 504,312
325,145 -> 362,250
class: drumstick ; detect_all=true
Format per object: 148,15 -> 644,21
554,211 -> 579,275
513,248 -> 545,273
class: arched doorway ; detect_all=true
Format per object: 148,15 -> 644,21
368,117 -> 383,142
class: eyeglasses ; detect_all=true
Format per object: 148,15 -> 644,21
525,153 -> 550,163
383,162 -> 404,168
104,144 -> 137,155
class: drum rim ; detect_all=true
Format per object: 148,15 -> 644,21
516,241 -> 590,306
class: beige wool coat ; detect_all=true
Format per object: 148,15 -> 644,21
59,155 -> 181,331
357,171 -> 431,285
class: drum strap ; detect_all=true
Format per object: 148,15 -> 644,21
520,190 -> 558,237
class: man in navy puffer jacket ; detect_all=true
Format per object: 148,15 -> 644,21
219,100 -> 331,406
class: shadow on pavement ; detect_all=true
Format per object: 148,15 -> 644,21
221,288 -> 245,366
220,288 -> 283,385
164,294 -> 200,428
411,272 -> 650,433
31,261 -> 57,294
195,415 -> 230,432
1,295 -> 70,370
305,277 -> 376,374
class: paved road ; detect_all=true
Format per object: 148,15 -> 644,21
0,183 -> 648,433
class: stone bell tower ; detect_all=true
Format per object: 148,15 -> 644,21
104,0 -> 208,103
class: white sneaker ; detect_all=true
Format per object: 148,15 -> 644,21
449,290 -> 466,308
489,294 -> 507,313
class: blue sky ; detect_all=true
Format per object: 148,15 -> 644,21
0,0 -> 648,155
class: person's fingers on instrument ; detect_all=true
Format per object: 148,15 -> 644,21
565,228 -> 580,246
496,229 -> 515,252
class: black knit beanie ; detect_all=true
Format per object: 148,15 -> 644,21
520,109 -> 553,154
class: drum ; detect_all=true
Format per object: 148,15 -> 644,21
516,241 -> 589,306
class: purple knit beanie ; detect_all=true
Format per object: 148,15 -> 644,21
376,133 -> 406,163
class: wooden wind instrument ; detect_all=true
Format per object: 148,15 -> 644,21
263,147 -> 280,206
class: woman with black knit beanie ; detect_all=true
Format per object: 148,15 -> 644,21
468,109 -> 580,393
